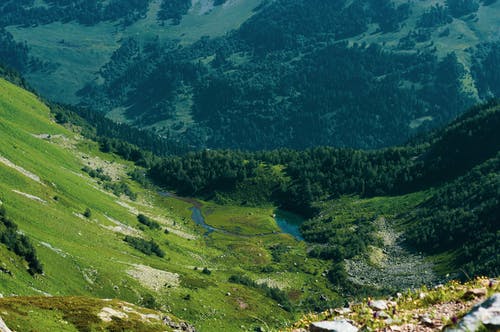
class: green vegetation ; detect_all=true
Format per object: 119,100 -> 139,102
228,274 -> 293,312
0,13 -> 499,325
124,236 -> 165,257
0,77 -> 340,330
83,208 -> 92,219
82,166 -> 112,182
289,277 -> 500,331
0,296 -> 190,332
405,153 -> 500,276
137,214 -> 161,230
0,206 -> 43,275
2,0 -> 498,151
202,204 -> 280,235
147,100 -> 500,282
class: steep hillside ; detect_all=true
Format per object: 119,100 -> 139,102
0,0 -> 499,149
0,78 -> 345,331
0,296 -> 195,332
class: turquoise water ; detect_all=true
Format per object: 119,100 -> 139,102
274,210 -> 304,241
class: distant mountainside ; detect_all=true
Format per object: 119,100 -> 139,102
0,0 -> 499,149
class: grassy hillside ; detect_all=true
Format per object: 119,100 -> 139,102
0,78 -> 346,331
0,74 -> 498,329
0,296 -> 192,332
4,0 -> 262,104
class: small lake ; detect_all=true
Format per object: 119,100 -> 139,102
189,206 -> 304,240
274,210 -> 304,241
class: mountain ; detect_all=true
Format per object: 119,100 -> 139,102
0,67 -> 498,330
1,0 -> 499,150
0,76 -> 339,331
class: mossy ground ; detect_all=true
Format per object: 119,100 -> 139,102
0,296 -> 184,332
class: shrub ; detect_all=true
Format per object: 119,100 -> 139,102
228,274 -> 292,312
137,214 -> 160,230
0,207 -> 43,275
124,236 -> 165,257
83,208 -> 92,218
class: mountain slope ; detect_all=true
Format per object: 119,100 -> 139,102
0,77 -> 346,331
1,0 -> 499,150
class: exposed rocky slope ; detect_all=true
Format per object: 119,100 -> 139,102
289,277 -> 500,332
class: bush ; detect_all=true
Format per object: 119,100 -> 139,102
124,236 -> 165,257
0,207 -> 43,275
83,208 -> 92,219
137,214 -> 161,230
228,274 -> 292,312
141,293 -> 157,309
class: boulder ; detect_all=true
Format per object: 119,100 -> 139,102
463,288 -> 487,299
369,300 -> 388,311
446,293 -> 500,332
420,314 -> 434,327
309,319 -> 358,332
333,307 -> 352,315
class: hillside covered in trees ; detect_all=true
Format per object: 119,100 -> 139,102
0,0 -> 499,150
0,59 -> 498,331
50,70 -> 499,282
145,101 -> 500,279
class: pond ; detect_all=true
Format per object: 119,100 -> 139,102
274,210 -> 304,241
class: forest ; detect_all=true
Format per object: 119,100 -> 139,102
147,101 -> 500,278
0,0 -> 498,151
76,0 -> 500,150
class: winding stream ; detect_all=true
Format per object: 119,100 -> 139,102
159,191 -> 304,240
190,206 -> 304,240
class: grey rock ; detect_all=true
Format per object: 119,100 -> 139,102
378,311 -> 390,319
333,307 -> 352,315
420,315 -> 434,327
369,300 -> 388,311
0,316 -> 12,332
484,314 -> 500,329
309,319 -> 358,332
445,293 -> 500,332
463,288 -> 487,299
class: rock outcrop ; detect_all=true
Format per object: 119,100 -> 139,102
309,319 -> 358,332
446,293 -> 500,332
